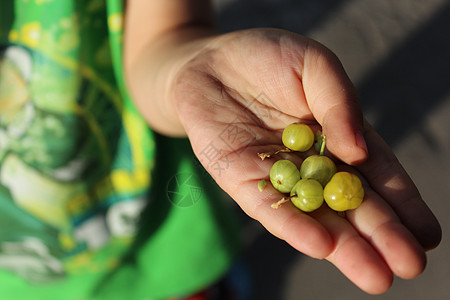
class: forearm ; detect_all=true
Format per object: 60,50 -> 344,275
123,0 -> 216,136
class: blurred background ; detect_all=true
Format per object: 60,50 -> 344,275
211,0 -> 450,299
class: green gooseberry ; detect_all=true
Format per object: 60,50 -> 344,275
269,159 -> 300,193
282,123 -> 314,152
300,155 -> 337,187
324,172 -> 364,211
290,179 -> 324,212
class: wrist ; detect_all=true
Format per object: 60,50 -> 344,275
124,26 -> 216,136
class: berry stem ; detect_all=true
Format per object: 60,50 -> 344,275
337,211 -> 346,218
319,134 -> 326,156
258,147 -> 293,160
271,196 -> 293,209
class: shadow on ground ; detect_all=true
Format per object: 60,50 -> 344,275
358,1 -> 450,148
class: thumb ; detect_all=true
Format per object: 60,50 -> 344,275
302,42 -> 368,165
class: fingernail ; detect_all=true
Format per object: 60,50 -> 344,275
355,131 -> 368,154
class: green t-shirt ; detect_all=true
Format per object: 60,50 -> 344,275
0,0 -> 239,299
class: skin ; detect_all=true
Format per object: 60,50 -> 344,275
123,0 -> 442,295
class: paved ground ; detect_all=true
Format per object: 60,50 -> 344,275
212,0 -> 450,299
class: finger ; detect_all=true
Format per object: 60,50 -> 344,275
302,42 -> 368,165
235,179 -> 333,259
346,187 -> 426,280
355,124 -> 442,250
314,208 -> 393,295
338,164 -> 426,279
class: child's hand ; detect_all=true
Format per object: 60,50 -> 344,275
124,17 -> 441,292
167,29 -> 441,294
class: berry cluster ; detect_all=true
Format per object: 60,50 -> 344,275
258,123 -> 364,212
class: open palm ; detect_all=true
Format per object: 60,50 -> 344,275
171,29 -> 441,294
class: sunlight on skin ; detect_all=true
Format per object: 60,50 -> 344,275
123,5 -> 442,291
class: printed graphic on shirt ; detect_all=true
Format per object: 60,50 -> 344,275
0,0 -> 154,282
